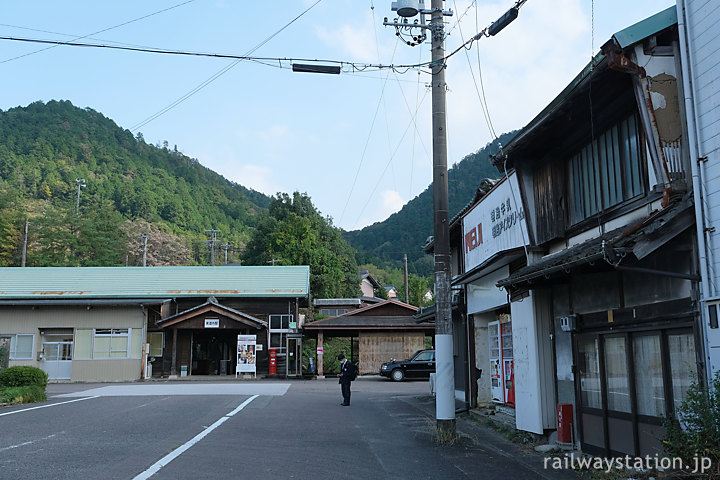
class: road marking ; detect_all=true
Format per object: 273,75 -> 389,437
0,396 -> 99,417
0,434 -> 57,453
133,395 -> 258,480
56,383 -> 290,397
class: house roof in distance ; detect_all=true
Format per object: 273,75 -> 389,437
0,266 -> 310,300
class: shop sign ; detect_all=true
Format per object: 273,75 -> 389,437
463,171 -> 529,270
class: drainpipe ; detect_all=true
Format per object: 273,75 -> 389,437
677,0 -> 713,383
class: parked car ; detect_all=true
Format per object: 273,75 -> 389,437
379,349 -> 435,381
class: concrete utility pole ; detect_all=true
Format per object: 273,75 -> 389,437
139,234 -> 149,267
21,218 -> 28,267
221,243 -> 232,264
384,0 -> 456,435
404,253 -> 409,304
205,229 -> 220,266
75,178 -> 86,215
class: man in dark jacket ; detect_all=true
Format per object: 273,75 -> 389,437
337,353 -> 354,406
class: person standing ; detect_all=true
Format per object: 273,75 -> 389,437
337,353 -> 354,406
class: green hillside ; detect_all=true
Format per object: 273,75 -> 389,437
343,132 -> 516,276
0,100 -> 271,266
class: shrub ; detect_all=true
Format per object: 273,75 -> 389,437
0,385 -> 47,405
663,371 -> 720,478
0,366 -> 49,388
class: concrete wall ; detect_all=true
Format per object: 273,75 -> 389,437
0,305 -> 145,382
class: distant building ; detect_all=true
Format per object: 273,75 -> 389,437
0,266 -> 309,381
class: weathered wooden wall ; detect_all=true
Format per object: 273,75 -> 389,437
358,331 -> 424,375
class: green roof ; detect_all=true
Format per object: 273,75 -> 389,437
0,266 -> 310,300
613,6 -> 677,48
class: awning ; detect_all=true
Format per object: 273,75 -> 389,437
497,198 -> 696,289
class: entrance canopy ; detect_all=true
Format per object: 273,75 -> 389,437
157,297 -> 266,330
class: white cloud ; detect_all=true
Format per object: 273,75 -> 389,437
229,164 -> 284,197
381,189 -> 405,214
314,13 -> 391,63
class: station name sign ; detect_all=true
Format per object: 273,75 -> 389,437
462,171 -> 529,271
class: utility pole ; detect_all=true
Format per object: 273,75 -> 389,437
404,253 -> 409,304
21,218 -> 28,267
75,178 -> 86,215
139,234 -> 149,267
384,0 -> 456,435
221,243 -> 232,264
205,229 -> 220,266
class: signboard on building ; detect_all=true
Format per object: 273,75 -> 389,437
236,335 -> 257,375
462,172 -> 529,271
204,318 -> 219,328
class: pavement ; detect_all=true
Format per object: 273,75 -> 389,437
28,376 -> 581,479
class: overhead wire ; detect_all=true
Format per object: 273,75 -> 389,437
0,0 -> 530,77
0,0 -> 197,64
338,1 -> 396,227
352,87 -> 430,229
130,0 -> 324,131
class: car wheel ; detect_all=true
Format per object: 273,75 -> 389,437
391,369 -> 404,382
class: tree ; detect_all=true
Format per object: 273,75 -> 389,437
243,192 -> 360,299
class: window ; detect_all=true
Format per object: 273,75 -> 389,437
93,329 -> 130,358
604,336 -> 631,413
668,333 -> 696,411
148,332 -> 164,357
9,334 -> 34,360
633,335 -> 664,417
269,315 -> 293,355
320,308 -> 347,317
578,337 -> 601,409
568,113 -> 645,224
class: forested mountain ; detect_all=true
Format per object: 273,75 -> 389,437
0,99 -> 515,286
343,131 -> 516,276
0,100 -> 271,266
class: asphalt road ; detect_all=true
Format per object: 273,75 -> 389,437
0,377 -> 577,479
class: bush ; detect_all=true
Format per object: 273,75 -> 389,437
0,366 -> 49,388
0,385 -> 47,405
663,371 -> 720,478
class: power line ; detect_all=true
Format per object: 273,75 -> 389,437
0,2 -> 530,77
130,0 -> 324,131
0,0 -> 197,64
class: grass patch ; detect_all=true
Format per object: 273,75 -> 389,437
0,385 -> 47,405
425,419 -> 462,446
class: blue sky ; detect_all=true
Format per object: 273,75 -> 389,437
0,0 -> 673,231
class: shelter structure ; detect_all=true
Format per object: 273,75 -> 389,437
0,266 -> 309,382
303,300 -> 433,376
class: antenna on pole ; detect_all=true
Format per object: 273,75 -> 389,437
205,229 -> 220,266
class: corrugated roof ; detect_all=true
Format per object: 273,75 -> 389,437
0,266 -> 310,300
613,6 -> 677,48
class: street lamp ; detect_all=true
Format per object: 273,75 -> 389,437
384,0 -> 456,436
75,178 -> 86,215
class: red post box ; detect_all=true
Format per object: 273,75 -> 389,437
269,348 -> 277,375
557,403 -> 573,444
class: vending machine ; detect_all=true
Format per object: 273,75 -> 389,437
488,315 -> 515,406
488,322 -> 503,402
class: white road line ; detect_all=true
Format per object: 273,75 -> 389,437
0,434 -> 57,453
133,394 -> 259,480
0,396 -> 99,417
